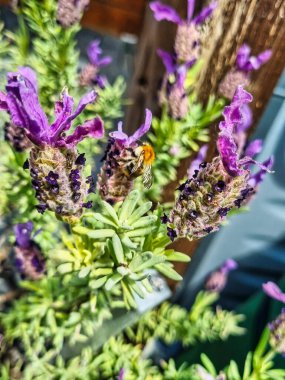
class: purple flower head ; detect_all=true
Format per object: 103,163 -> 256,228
217,86 -> 271,177
263,281 -> 285,304
0,67 -> 104,148
118,369 -> 125,380
236,44 -> 272,72
150,0 -> 217,25
220,258 -> 238,274
236,103 -> 253,134
244,139 -> 263,158
109,109 -> 152,147
14,221 -> 33,249
87,40 -> 112,68
187,145 -> 208,178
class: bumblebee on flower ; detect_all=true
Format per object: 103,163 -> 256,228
98,109 -> 155,203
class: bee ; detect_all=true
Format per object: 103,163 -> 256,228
124,143 -> 155,189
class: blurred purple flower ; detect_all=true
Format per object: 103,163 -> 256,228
263,282 -> 285,303
150,0 -> 217,25
13,222 -> 45,280
249,156 -> 274,188
57,0 -> 90,28
205,259 -> 238,293
118,369 -> 125,380
0,67 -> 104,148
236,44 -> 272,72
80,40 -> 112,88
14,222 -> 33,249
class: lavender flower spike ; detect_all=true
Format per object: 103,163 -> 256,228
0,67 -> 104,222
80,40 -> 112,88
118,368 -> 125,380
219,44 -> 272,99
263,282 -> 285,304
150,1 -> 217,63
98,110 -> 154,203
166,87 -> 271,241
57,0 -> 90,28
205,259 -> 238,293
13,222 -> 45,280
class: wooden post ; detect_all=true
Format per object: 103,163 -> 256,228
196,0 -> 285,126
124,0 -> 187,134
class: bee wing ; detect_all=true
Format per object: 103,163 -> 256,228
131,152 -> 144,174
143,165 -> 153,189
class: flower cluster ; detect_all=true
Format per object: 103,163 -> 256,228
204,259 -> 238,293
219,44 -> 272,99
13,222 -> 45,280
4,121 -> 32,152
263,282 -> 285,355
97,110 -> 154,204
79,40 -> 112,88
164,86 -> 272,241
0,67 -> 104,222
150,0 -> 217,119
57,0 -> 90,28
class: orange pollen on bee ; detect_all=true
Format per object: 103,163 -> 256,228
141,144 -> 155,165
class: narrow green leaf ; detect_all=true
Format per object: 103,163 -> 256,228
101,200 -> 119,224
200,354 -> 217,376
93,213 -> 117,228
88,229 -> 115,239
165,250 -> 190,262
155,263 -> 182,281
112,234 -> 124,264
89,276 -> 107,289
125,226 -> 154,237
127,201 -> 152,224
57,262 -> 73,274
105,273 -> 122,291
135,255 -> 166,272
119,190 -> 140,223
78,267 -> 91,278
131,215 -> 157,229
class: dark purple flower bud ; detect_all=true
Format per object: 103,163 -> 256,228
36,204 -> 48,214
188,210 -> 199,219
267,309 -> 285,356
213,180 -> 226,193
45,171 -> 59,186
14,222 -> 33,249
161,213 -> 169,224
82,201 -> 93,209
218,207 -> 230,218
23,159 -> 29,169
75,153 -> 86,166
167,227 -> 177,241
263,282 -> 285,304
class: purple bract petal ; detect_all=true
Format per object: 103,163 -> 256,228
221,258 -> 238,274
51,88 -> 74,134
60,117 -> 104,147
109,109 -> 152,146
14,221 -> 33,249
51,90 -> 97,140
236,44 -> 272,72
127,109 -> 152,145
244,139 -> 263,158
193,1 -> 217,24
187,0 -> 195,22
263,281 -> 285,304
217,132 -> 243,176
248,156 -> 274,187
236,103 -> 252,133
157,49 -> 176,74
0,91 -> 8,110
118,368 -> 125,380
18,66 -> 38,92
188,144 -> 208,178
87,40 -> 112,67
150,1 -> 182,24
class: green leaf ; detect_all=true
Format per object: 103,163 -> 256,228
57,262 -> 73,274
131,215 -> 157,229
155,263 -> 182,281
200,354 -> 217,376
78,267 -> 91,278
118,190 -> 140,223
93,213 -> 118,228
89,276 -> 108,289
105,273 -> 122,291
242,352 -> 252,380
127,201 -> 152,224
165,250 -> 190,262
112,234 -> 124,264
134,255 -> 166,272
125,226 -> 154,237
101,200 -> 119,224
88,229 -> 115,239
